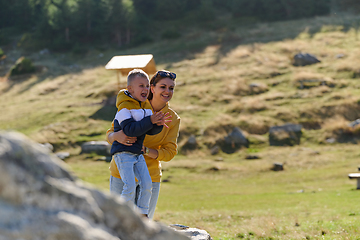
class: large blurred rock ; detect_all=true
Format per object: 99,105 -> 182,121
181,135 -> 198,152
292,53 -> 320,66
271,162 -> 284,171
269,124 -> 302,146
0,131 -> 190,240
217,127 -> 249,154
81,140 -> 111,156
349,118 -> 360,128
170,225 -> 212,240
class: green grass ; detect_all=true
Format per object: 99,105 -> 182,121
3,13 -> 360,239
63,143 -> 360,239
154,144 -> 360,239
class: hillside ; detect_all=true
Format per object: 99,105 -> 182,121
2,14 -> 360,239
2,14 -> 360,151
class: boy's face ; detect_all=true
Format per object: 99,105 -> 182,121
128,76 -> 150,102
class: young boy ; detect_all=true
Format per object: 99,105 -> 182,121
110,69 -> 168,217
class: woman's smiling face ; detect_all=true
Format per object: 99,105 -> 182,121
151,78 -> 175,103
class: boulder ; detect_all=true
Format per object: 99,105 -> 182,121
271,162 -> 284,171
181,135 -> 198,152
39,142 -> 54,153
0,131 -> 190,240
335,53 -> 345,59
269,123 -> 302,146
245,155 -> 260,160
96,156 -> 113,162
55,151 -> 70,160
170,225 -> 213,240
217,127 -> 249,154
349,119 -> 360,128
326,138 -> 336,144
210,145 -> 220,155
292,53 -> 320,66
81,141 -> 111,156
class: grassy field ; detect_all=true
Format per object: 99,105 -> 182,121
2,13 -> 360,239
64,143 -> 360,239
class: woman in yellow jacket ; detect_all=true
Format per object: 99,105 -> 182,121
106,70 -> 180,219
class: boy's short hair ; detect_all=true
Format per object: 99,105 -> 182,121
127,69 -> 149,86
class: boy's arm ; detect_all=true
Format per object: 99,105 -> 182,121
106,121 -> 137,145
146,125 -> 163,135
116,109 -> 154,137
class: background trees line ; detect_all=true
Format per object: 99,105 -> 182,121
0,0 -> 358,51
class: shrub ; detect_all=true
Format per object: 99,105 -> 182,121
9,57 -> 35,76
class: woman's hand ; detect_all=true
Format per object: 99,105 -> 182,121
108,130 -> 137,146
150,112 -> 172,128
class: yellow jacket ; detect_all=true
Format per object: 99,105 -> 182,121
107,91 -> 180,182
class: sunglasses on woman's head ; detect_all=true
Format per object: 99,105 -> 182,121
155,71 -> 176,80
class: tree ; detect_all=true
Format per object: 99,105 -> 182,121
154,0 -> 187,20
0,0 -> 32,29
256,0 -> 287,21
105,0 -> 135,46
336,0 -> 360,13
0,1 -> 12,28
226,0 -> 260,19
132,0 -> 156,18
72,0 -> 107,43
75,0 -> 96,38
197,0 -> 215,22
47,0 -> 78,43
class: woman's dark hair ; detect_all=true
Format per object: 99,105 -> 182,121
148,70 -> 176,100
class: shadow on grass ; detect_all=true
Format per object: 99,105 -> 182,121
2,62 -> 84,94
90,104 -> 117,122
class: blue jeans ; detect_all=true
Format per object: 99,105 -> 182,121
113,152 -> 152,215
110,175 -> 160,219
